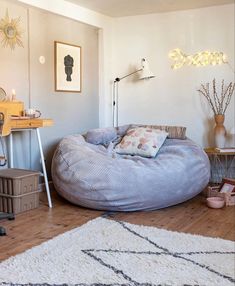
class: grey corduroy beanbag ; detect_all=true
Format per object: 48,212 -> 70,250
51,126 -> 210,211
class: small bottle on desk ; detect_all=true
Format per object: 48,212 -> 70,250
12,89 -> 16,101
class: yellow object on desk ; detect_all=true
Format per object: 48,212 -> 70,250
0,101 -> 24,117
0,101 -> 24,136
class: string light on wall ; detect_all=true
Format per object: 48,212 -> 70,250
168,48 -> 228,70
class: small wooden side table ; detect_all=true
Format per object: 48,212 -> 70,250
204,148 -> 235,183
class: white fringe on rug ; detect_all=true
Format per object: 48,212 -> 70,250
0,217 -> 234,286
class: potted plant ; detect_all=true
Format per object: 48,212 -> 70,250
198,79 -> 234,148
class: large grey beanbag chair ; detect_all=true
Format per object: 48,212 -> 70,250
51,126 -> 210,211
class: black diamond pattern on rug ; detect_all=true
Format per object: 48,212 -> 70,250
1,217 -> 234,286
81,219 -> 235,286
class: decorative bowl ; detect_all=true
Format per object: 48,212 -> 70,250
206,197 -> 225,209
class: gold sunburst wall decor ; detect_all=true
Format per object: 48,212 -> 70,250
0,9 -> 24,50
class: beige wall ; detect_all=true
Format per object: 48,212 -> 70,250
16,0 -> 114,128
1,0 -> 234,179
0,0 -> 99,175
111,4 -> 235,147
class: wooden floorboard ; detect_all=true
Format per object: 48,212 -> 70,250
111,196 -> 235,240
0,190 -> 234,261
0,191 -> 103,261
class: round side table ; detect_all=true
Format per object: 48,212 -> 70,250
204,148 -> 235,183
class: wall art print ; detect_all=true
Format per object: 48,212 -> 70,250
54,41 -> 81,92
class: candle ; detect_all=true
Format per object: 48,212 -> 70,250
12,89 -> 16,101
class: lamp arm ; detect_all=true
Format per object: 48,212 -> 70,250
113,67 -> 143,126
114,68 -> 143,82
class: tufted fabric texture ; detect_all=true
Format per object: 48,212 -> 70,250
0,217 -> 234,285
51,125 -> 210,211
85,127 -> 117,145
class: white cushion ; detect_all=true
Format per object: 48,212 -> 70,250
115,127 -> 168,158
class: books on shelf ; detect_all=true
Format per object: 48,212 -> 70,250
215,147 -> 235,153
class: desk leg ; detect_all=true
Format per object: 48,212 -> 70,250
9,133 -> 14,168
36,128 -> 52,208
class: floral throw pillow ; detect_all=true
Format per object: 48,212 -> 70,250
114,127 -> 168,158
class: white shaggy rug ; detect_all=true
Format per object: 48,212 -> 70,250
0,217 -> 234,286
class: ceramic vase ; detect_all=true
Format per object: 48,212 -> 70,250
214,114 -> 226,148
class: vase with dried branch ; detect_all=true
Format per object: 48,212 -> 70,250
198,79 -> 235,148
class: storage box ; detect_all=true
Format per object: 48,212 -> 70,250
206,185 -> 235,206
0,191 -> 40,214
0,168 -> 40,214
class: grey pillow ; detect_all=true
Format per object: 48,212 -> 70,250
131,124 -> 186,139
86,127 -> 117,145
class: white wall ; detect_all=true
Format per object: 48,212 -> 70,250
3,1 -> 235,155
111,4 -> 235,147
0,0 -> 99,176
16,0 -> 115,127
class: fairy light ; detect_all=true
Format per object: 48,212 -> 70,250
169,49 -> 228,69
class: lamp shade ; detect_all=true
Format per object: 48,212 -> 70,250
139,58 -> 155,80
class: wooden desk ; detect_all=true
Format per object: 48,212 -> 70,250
10,118 -> 53,129
204,148 -> 235,183
204,148 -> 235,156
9,118 -> 54,208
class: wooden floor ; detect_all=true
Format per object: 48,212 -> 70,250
0,190 -> 234,261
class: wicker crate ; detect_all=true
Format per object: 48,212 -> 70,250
206,185 -> 235,206
0,168 -> 40,214
0,191 -> 40,214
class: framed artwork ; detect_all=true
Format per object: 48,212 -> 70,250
220,178 -> 235,193
54,41 -> 81,92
